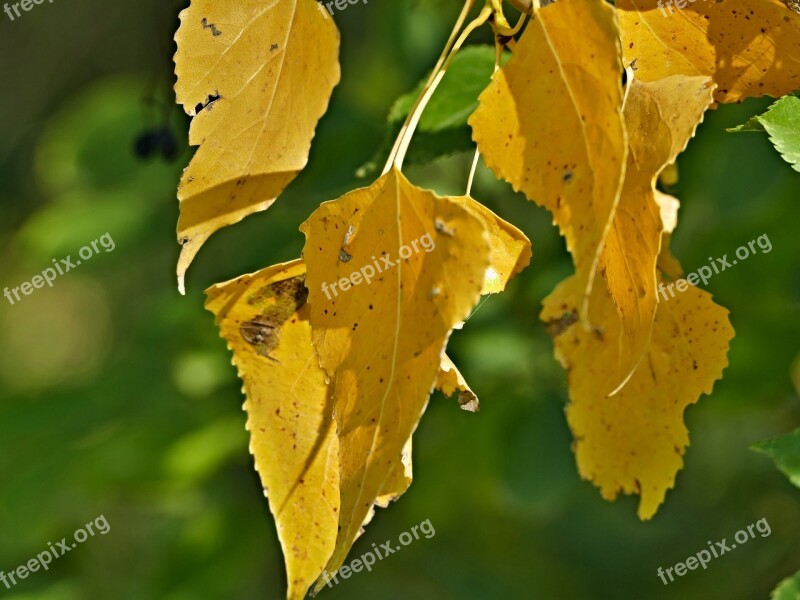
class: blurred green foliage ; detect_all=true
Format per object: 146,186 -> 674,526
0,1 -> 798,599
772,570 -> 800,600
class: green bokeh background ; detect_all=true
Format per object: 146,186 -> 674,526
0,1 -> 798,598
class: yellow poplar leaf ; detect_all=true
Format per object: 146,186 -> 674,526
376,438 -> 413,508
299,167 -> 490,580
469,0 -> 626,321
437,354 -> 480,412
599,75 -> 714,395
450,197 -> 531,294
434,199 -> 530,412
542,270 -> 734,519
204,259 -> 338,600
432,200 -> 530,412
356,438 -> 414,547
429,198 -> 530,411
174,0 -> 340,292
206,260 -> 412,598
360,439 -> 413,539
350,439 -> 413,560
618,0 -> 800,103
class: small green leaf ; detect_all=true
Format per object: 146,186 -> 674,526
752,428 -> 800,488
756,429 -> 800,599
771,570 -> 800,600
358,45 -> 506,177
727,116 -> 766,133
389,45 -> 505,132
729,93 -> 800,172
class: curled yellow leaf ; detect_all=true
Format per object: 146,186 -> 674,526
451,197 -> 531,295
437,354 -> 480,412
376,438 -> 413,508
600,75 -> 715,395
470,0 -> 626,322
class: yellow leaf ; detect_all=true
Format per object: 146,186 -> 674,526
174,0 -> 340,292
599,75 -> 714,394
299,167 -> 490,580
355,437 -> 414,548
618,0 -> 800,103
469,0 -> 626,321
542,267 -> 734,519
204,259 -> 338,600
450,197 -> 531,294
376,438 -> 413,508
349,437 -> 414,571
433,200 -> 530,412
437,354 -> 480,412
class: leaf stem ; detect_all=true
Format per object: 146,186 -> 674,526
465,32 -> 505,196
466,148 -> 481,196
495,11 -> 528,38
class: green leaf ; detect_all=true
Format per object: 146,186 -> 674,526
357,45 -> 505,177
726,115 -> 766,133
389,45 -> 503,132
729,93 -> 800,172
771,570 -> 800,600
757,428 -> 800,599
752,428 -> 800,488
